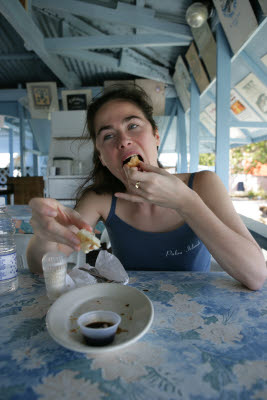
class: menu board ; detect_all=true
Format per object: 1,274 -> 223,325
212,0 -> 258,54
230,89 -> 263,130
172,56 -> 191,112
185,42 -> 210,93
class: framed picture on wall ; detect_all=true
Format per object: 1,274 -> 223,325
61,89 -> 92,111
26,82 -> 59,119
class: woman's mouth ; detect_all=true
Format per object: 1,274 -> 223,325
122,154 -> 143,167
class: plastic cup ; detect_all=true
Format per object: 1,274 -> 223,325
42,251 -> 67,301
77,310 -> 121,346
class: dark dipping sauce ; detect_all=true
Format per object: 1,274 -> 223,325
84,321 -> 117,346
86,321 -> 113,329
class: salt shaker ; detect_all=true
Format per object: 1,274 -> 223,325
42,251 -> 67,301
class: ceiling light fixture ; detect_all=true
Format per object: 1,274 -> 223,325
186,2 -> 209,28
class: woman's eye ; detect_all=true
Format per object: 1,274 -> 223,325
103,133 -> 113,141
129,123 -> 138,130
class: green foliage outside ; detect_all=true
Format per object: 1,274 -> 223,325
199,140 -> 267,174
230,141 -> 267,174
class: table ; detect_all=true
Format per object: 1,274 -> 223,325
1,269 -> 267,400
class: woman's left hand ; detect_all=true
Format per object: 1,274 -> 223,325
115,162 -> 192,210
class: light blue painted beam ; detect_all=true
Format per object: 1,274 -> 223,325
176,104 -> 181,173
45,34 -> 190,52
230,120 -> 267,128
158,102 -> 177,155
18,101 -> 25,177
215,24 -> 231,190
189,77 -> 200,172
177,99 -> 188,173
33,0 -> 192,39
0,0 -> 81,89
8,128 -> 14,177
240,50 -> 267,87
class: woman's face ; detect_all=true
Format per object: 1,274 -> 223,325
94,99 -> 160,186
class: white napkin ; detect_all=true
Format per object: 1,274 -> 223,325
65,250 -> 129,291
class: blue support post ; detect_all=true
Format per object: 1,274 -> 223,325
33,135 -> 38,176
177,99 -> 187,173
189,76 -> 200,172
8,128 -> 14,177
175,101 -> 181,173
215,24 -> 231,190
18,97 -> 25,176
158,100 -> 177,155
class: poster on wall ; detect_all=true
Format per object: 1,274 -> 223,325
26,82 -> 59,119
185,42 -> 210,94
235,73 -> 267,121
61,89 -> 92,111
191,21 -> 216,81
212,0 -> 258,54
230,89 -> 263,130
172,56 -> 191,112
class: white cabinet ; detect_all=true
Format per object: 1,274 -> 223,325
46,111 -> 94,201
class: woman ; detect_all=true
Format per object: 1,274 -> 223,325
27,85 -> 266,290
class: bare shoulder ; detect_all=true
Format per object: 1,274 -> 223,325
75,190 -> 112,224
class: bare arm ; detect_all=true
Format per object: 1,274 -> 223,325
26,194 -> 101,274
179,171 -> 266,290
116,165 -> 266,290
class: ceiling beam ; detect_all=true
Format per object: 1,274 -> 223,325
59,48 -> 172,83
0,0 -> 81,89
45,33 -> 190,52
32,0 -> 192,39
56,8 -> 172,68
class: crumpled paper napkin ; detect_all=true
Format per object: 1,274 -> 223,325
65,250 -> 129,290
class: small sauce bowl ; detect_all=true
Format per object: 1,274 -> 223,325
77,310 -> 121,346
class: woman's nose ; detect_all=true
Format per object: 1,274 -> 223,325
117,132 -> 132,148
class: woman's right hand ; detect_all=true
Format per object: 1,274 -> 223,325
29,197 -> 93,252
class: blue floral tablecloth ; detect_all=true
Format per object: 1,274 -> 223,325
0,269 -> 266,400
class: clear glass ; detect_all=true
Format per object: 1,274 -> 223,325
0,206 -> 18,295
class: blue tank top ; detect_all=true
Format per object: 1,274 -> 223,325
105,173 -> 211,271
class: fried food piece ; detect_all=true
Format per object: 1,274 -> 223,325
127,155 -> 140,168
76,229 -> 101,254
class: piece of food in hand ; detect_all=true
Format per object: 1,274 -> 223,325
126,155 -> 140,168
76,229 -> 101,253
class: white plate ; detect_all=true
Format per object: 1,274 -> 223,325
46,283 -> 154,355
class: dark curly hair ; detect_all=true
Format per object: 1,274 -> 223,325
75,84 -> 159,204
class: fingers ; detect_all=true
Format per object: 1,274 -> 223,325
29,197 -> 92,250
29,197 -> 58,217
